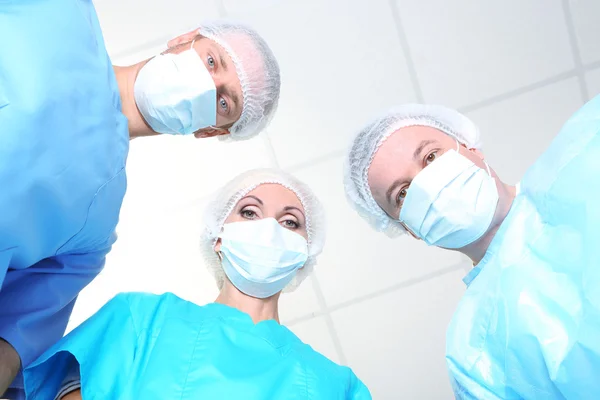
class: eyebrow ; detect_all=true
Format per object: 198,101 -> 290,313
218,52 -> 229,72
283,205 -> 306,220
413,139 -> 435,160
241,195 -> 263,205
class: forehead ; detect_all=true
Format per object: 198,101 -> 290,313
241,183 -> 303,211
367,125 -> 455,195
196,36 -> 226,53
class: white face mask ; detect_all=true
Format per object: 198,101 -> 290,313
399,142 -> 499,249
217,218 -> 309,299
134,43 -> 217,135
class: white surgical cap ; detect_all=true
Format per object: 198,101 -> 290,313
198,21 -> 281,140
200,168 -> 326,293
344,104 -> 482,237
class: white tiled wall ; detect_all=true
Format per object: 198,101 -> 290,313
69,1 -> 600,398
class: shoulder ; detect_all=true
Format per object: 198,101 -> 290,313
116,292 -> 192,313
290,339 -> 368,395
116,292 -> 211,327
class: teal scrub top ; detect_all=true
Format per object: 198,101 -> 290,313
0,0 -> 129,394
23,293 -> 372,400
446,94 -> 600,399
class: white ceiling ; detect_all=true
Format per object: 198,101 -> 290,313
69,1 -> 600,398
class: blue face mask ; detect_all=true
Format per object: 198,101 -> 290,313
133,45 -> 217,135
217,218 -> 309,299
399,142 -> 499,249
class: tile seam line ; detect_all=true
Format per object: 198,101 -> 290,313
285,261 -> 466,326
388,0 -> 425,103
561,0 -> 589,102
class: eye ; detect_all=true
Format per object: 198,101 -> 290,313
396,187 -> 408,207
281,219 -> 299,229
241,209 -> 257,219
207,55 -> 215,68
425,151 -> 437,165
219,97 -> 229,113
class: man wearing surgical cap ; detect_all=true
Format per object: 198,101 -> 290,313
0,3 -> 280,396
343,99 -> 600,399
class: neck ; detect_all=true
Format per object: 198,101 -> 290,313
461,182 -> 517,265
113,62 -> 159,139
215,280 -> 281,324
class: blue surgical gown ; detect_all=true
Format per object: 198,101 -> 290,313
0,0 -> 128,393
22,292 -> 372,399
446,94 -> 600,399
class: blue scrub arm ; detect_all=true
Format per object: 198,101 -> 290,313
0,247 -> 110,400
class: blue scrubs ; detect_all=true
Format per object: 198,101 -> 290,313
0,0 -> 128,394
446,94 -> 600,399
23,293 -> 372,399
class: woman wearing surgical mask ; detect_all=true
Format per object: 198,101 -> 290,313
23,169 -> 371,400
344,101 -> 600,399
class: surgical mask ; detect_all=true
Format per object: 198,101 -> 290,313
217,218 -> 309,298
134,42 -> 217,135
399,142 -> 499,249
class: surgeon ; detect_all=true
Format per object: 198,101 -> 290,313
0,2 -> 280,396
21,169 -> 371,400
343,100 -> 600,399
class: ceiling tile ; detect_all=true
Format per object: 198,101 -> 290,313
123,134 -> 275,214
331,269 -> 465,399
586,68 -> 600,97
279,277 -> 322,324
466,78 -> 583,184
569,0 -> 600,65
396,0 -> 574,108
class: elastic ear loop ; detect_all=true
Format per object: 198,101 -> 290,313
400,220 -> 421,240
216,227 -> 224,262
456,139 -> 492,176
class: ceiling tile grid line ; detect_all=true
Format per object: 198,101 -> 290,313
387,0 -> 425,103
561,0 -> 590,103
309,275 -> 349,365
457,69 -> 579,114
283,260 -> 467,327
215,0 -> 227,18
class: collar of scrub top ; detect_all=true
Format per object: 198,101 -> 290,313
204,303 -> 301,349
462,181 -> 521,287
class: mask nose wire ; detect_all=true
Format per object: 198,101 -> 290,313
484,161 -> 492,176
